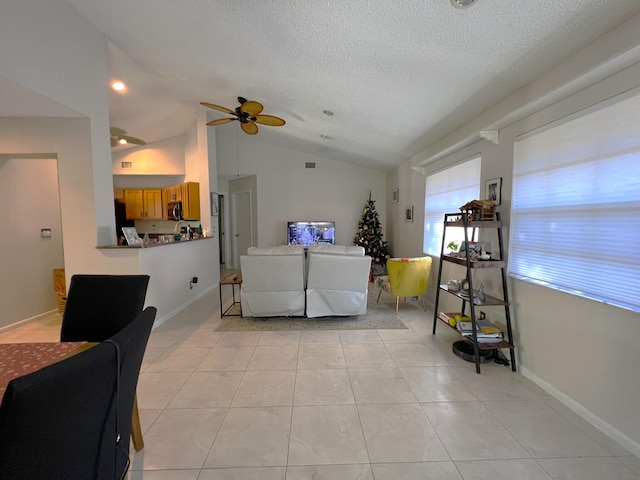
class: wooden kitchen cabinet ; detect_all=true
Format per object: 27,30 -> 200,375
143,189 -> 163,219
161,182 -> 200,220
123,188 -> 163,219
163,185 -> 181,203
180,182 -> 200,220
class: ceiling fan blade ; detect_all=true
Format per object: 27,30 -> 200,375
254,114 -> 286,127
240,100 -> 263,116
110,126 -> 127,136
111,137 -> 118,147
121,135 -> 146,145
200,102 -> 236,115
241,121 -> 259,135
207,117 -> 236,126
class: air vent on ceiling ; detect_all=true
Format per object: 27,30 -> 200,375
121,161 -> 132,169
305,162 -> 316,169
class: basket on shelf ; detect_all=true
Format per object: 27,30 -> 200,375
459,199 -> 496,221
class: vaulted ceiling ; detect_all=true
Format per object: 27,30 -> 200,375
64,0 -> 640,171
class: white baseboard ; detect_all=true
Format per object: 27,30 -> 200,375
0,309 -> 58,333
520,365 -> 640,459
151,283 -> 219,328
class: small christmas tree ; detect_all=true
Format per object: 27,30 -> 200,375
354,192 -> 390,271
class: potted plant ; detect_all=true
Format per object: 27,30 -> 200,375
446,240 -> 459,256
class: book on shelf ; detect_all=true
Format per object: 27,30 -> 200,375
456,319 -> 503,340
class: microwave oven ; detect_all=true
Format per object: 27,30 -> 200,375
167,201 -> 183,221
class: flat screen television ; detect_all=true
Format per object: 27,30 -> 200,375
287,221 -> 335,248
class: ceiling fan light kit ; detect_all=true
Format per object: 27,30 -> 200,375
110,126 -> 146,147
201,97 -> 285,135
451,0 -> 477,8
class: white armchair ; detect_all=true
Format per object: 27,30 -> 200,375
240,245 -> 306,317
305,244 -> 372,318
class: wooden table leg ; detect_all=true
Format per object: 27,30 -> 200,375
130,393 -> 144,451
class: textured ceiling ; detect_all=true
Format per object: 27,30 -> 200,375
62,0 -> 640,171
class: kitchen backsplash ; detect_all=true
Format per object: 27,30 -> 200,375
134,219 -> 200,234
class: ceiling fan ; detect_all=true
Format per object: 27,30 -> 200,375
110,127 -> 146,147
200,97 -> 286,135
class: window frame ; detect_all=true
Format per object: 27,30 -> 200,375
509,91 -> 640,313
423,156 -> 481,257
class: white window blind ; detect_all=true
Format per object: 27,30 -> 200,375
510,92 -> 640,312
423,157 -> 481,256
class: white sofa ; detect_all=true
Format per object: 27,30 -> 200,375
305,244 -> 372,318
239,245 -> 306,317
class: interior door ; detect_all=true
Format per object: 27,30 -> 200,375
231,190 -> 252,269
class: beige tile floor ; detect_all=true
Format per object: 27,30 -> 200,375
2,287 -> 639,480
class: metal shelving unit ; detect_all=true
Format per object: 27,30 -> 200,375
432,211 -> 516,374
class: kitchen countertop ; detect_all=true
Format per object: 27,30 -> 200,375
96,236 -> 214,249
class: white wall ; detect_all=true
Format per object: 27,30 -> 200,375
1,1 -> 115,248
0,158 -> 64,327
0,117 -> 144,329
390,14 -> 640,454
0,1 -> 121,289
138,238 -> 218,325
112,135 -> 186,175
217,125 -> 387,249
0,2 -> 218,328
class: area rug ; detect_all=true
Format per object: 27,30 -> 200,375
215,301 -> 407,331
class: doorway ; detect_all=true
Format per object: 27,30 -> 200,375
0,156 -> 65,327
217,193 -> 226,265
231,189 -> 252,269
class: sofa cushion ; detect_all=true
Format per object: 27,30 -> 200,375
305,250 -> 371,317
240,250 -> 306,317
247,245 -> 304,256
307,244 -> 364,256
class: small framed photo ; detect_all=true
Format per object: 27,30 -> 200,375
121,227 -> 143,246
392,188 -> 399,203
210,192 -> 219,217
485,177 -> 502,205
404,206 -> 414,222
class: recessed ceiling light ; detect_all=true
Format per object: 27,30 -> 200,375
451,0 -> 477,8
111,80 -> 126,92
323,110 -> 334,116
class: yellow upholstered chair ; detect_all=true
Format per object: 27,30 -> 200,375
375,257 -> 432,312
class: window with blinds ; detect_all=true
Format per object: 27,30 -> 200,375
423,157 -> 481,256
510,92 -> 640,312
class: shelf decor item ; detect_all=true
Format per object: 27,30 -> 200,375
121,227 -> 143,246
459,199 -> 496,221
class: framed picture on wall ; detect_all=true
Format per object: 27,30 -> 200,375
404,206 -> 414,222
392,188 -> 399,203
485,177 -> 502,205
210,192 -> 219,217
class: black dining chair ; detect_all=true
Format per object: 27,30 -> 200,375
0,342 -> 120,479
97,306 -> 157,479
60,274 -> 150,342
